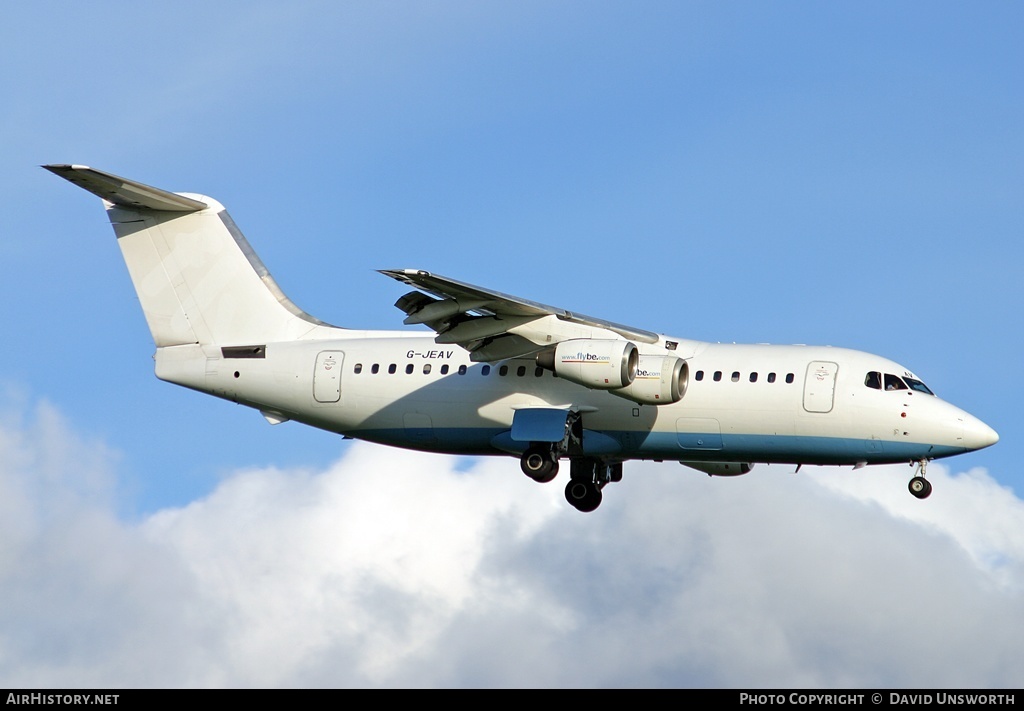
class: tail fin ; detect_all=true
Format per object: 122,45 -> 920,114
44,165 -> 338,347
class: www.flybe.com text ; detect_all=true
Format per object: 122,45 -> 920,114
7,695 -> 118,705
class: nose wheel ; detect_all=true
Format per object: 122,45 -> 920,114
908,460 -> 932,499
908,476 -> 932,499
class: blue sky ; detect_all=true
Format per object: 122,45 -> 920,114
2,2 -> 1022,687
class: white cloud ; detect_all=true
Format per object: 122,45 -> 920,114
813,463 -> 1024,588
0,400 -> 1022,688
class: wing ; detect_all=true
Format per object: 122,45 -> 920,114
380,269 -> 660,362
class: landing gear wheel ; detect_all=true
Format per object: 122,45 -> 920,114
909,476 -> 932,499
521,445 -> 559,483
565,479 -> 603,513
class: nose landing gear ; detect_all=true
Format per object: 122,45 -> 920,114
908,459 -> 933,499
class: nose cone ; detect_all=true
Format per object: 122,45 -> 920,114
962,414 -> 999,451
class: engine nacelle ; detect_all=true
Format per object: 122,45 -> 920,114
611,355 -> 688,405
680,461 -> 754,477
537,339 -> 638,390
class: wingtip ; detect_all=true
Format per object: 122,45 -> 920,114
42,163 -> 90,172
379,268 -> 431,278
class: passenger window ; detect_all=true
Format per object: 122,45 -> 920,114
458,365 -> 467,375
713,371 -> 722,382
884,373 -> 908,391
749,372 -> 758,383
405,364 -> 414,374
695,370 -> 704,381
535,367 -> 544,377
731,372 -> 740,382
388,364 -> 396,374
865,372 -> 882,390
767,372 -> 776,383
371,363 -> 380,374
499,365 -> 509,376
440,364 -> 449,375
354,363 -> 362,374
517,365 -> 526,377
481,365 -> 491,376
423,364 -> 431,374
785,373 -> 794,384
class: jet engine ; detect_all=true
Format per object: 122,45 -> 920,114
611,355 -> 688,405
536,339 -> 638,389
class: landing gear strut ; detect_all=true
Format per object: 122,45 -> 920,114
908,459 -> 933,500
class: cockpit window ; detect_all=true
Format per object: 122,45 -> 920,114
865,372 -> 882,390
903,376 -> 934,395
884,373 -> 909,391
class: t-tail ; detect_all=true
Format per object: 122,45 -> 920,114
44,165 -> 341,348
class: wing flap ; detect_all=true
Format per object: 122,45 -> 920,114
464,334 -> 541,362
434,314 -> 537,344
382,269 -> 551,319
381,269 -> 659,360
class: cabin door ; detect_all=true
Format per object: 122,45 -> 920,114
803,361 -> 838,413
313,351 -> 344,403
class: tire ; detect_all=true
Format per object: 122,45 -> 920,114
909,476 -> 932,499
565,479 -> 602,512
521,445 -> 558,483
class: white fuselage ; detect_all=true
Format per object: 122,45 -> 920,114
155,331 -> 992,467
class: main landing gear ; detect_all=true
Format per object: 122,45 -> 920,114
519,445 -> 623,512
516,411 -> 621,512
908,459 -> 933,500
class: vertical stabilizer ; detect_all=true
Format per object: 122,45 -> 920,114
44,165 -> 338,347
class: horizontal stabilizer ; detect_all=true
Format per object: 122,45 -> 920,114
42,164 -> 208,212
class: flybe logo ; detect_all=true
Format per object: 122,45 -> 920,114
636,369 -> 660,378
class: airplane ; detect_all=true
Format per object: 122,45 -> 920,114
45,164 -> 999,512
